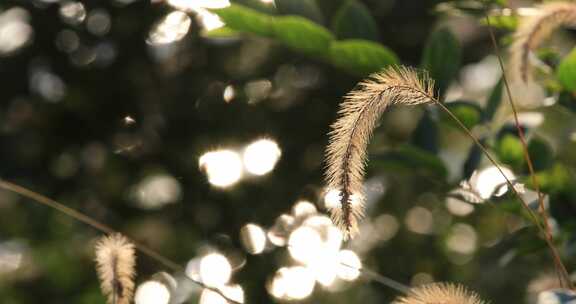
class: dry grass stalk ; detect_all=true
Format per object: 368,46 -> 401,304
487,6 -> 574,288
95,233 -> 137,304
325,66 -> 436,237
393,283 -> 486,304
510,2 -> 576,83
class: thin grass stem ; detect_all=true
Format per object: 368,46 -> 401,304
0,179 -> 242,304
483,4 -> 572,289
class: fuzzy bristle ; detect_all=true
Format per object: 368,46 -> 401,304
510,2 -> 576,83
393,283 -> 486,304
324,66 -> 436,238
95,233 -> 136,304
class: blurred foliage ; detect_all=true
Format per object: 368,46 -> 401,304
1,0 -> 576,304
421,28 -> 461,98
557,47 -> 576,92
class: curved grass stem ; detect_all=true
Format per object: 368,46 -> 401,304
483,4 -> 572,289
0,179 -> 242,304
435,99 -> 571,289
0,178 -> 415,299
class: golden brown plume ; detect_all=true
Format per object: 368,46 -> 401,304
95,233 -> 136,304
393,283 -> 486,304
325,66 -> 436,237
510,2 -> 576,83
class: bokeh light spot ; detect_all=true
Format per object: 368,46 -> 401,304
446,223 -> 477,255
147,11 -> 191,45
0,8 -> 33,56
133,174 -> 182,209
470,166 -> 516,199
292,200 -> 317,218
199,150 -> 243,188
243,138 -> 281,176
134,281 -> 171,304
445,198 -> 475,216
373,214 -> 399,241
223,85 -> 235,103
337,250 -> 361,281
240,223 -> 267,255
268,266 -> 315,300
405,206 -> 434,235
0,241 -> 26,275
167,0 -> 230,10
267,214 -> 295,246
288,226 -> 322,264
86,9 -> 111,36
199,253 -> 232,287
59,1 -> 86,25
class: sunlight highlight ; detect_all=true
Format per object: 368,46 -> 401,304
0,8 -> 33,56
167,0 -> 230,10
147,11 -> 191,45
243,138 -> 281,176
470,166 -> 516,199
240,223 -> 267,255
269,266 -> 316,300
195,9 -> 225,31
199,253 -> 232,287
337,250 -> 361,281
292,200 -> 317,218
133,174 -> 182,209
59,1 -> 86,25
288,226 -> 323,264
134,281 -> 171,304
165,0 -> 227,31
267,214 -> 295,246
223,85 -> 235,103
199,150 -> 243,188
0,241 -> 25,275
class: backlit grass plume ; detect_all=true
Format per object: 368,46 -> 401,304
510,2 -> 576,83
393,283 -> 486,304
325,66 -> 436,237
95,233 -> 136,304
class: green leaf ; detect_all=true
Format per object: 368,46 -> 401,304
463,142 -> 483,178
481,15 -> 518,30
275,0 -> 324,24
332,0 -> 379,41
371,145 -> 447,179
329,39 -> 399,76
527,137 -> 554,171
557,47 -> 576,92
211,4 -> 274,37
203,26 -> 239,38
441,101 -> 483,129
496,134 -> 524,170
535,163 -> 573,194
421,28 -> 461,99
412,110 -> 439,153
483,78 -> 503,122
436,0 -> 507,16
272,16 -> 334,57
